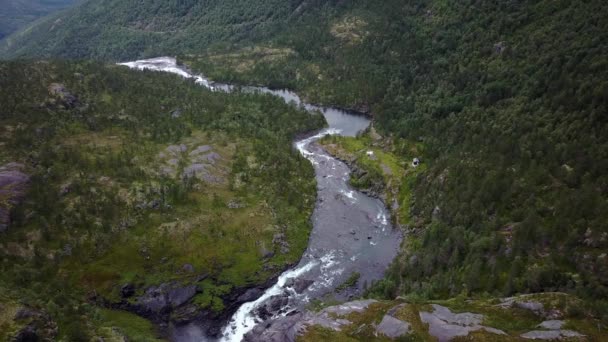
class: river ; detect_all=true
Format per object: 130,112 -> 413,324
118,57 -> 402,342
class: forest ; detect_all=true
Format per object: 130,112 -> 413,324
184,0 -> 608,320
0,60 -> 324,340
1,0 -> 608,336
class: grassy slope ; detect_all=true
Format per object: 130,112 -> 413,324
0,60 -> 324,340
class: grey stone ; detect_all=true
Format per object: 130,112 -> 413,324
538,320 -> 565,330
167,285 -> 197,308
189,145 -> 212,156
376,315 -> 410,338
136,283 -> 197,313
237,288 -> 264,303
516,301 -> 544,313
284,278 -> 314,294
521,329 -> 585,340
420,304 -> 506,342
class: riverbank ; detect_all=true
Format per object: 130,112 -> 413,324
318,128 -> 426,229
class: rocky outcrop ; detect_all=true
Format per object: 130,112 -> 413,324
374,303 -> 411,338
0,163 -> 29,232
419,304 -> 506,341
520,320 -> 585,340
47,83 -> 80,109
134,283 -> 199,318
245,299 -> 377,342
283,278 -> 314,294
12,307 -> 58,341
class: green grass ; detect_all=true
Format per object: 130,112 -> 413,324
97,309 -> 164,342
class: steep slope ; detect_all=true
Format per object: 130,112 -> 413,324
2,0 -> 608,334
0,60 -> 323,340
0,0 -> 79,40
181,0 -> 608,320
0,0 -> 349,60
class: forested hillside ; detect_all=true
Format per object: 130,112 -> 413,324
0,0 -> 348,60
0,0 -> 79,39
0,60 -> 323,340
2,0 -> 608,332
183,0 -> 608,319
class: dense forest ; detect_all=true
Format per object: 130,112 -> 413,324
0,60 -> 324,340
0,0 -> 79,40
1,0 -> 608,335
185,0 -> 608,318
0,0 -> 346,60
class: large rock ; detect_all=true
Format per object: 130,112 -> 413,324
419,304 -> 506,341
521,329 -> 585,340
134,283 -> 198,318
245,299 -> 378,342
284,278 -> 314,294
376,315 -> 410,339
0,163 -> 29,232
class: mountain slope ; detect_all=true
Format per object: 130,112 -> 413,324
0,0 -> 79,40
0,60 -> 323,340
0,0 -> 349,60
2,0 -> 608,331
181,0 -> 608,317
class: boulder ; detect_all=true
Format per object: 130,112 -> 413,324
237,288 -> 264,303
284,278 -> 314,294
135,283 -> 198,316
521,329 -> 585,340
538,320 -> 565,330
420,304 -> 506,341
376,315 -> 410,338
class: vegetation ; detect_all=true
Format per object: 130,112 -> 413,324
300,293 -> 604,341
0,60 -> 324,340
0,0 -> 79,40
0,0 -> 339,60
184,0 -> 608,320
320,129 -> 425,227
1,0 -> 608,335
336,272 -> 361,293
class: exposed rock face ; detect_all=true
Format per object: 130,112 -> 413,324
419,304 -> 506,341
129,282 -> 198,321
245,299 -> 377,342
0,163 -> 29,232
47,83 -> 80,109
12,307 -> 58,341
283,278 -> 314,294
376,314 -> 410,338
538,320 -> 565,330
255,293 -> 290,321
521,329 -> 585,340
520,319 -> 585,340
159,144 -> 226,184
497,295 -> 563,319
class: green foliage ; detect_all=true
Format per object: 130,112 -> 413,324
0,0 -> 79,40
191,0 -> 608,312
0,60 -> 324,338
336,272 -> 360,292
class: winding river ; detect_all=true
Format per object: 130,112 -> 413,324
119,57 -> 402,342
